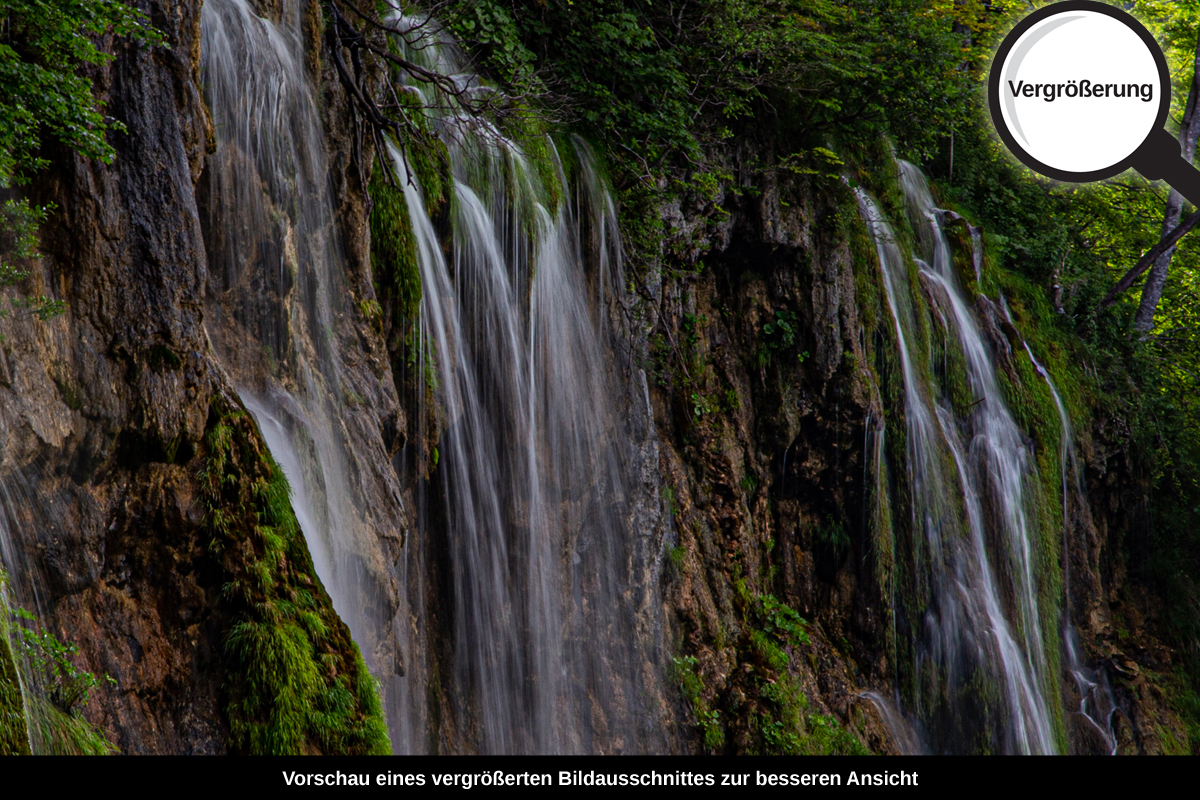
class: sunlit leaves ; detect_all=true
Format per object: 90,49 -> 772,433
444,0 -> 974,177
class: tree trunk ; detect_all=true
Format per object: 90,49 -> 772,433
1134,34 -> 1200,334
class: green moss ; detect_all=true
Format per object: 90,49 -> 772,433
389,90 -> 451,219
500,106 -> 563,213
991,336 -> 1070,723
1163,668 -> 1200,754
865,423 -> 898,674
756,309 -> 801,369
671,654 -> 724,751
618,180 -> 666,274
0,577 -> 31,755
51,369 -> 82,411
370,163 -> 421,328
855,162 -> 1077,748
741,594 -> 868,755
199,399 -> 390,755
26,697 -> 115,755
812,515 -> 850,556
1,572 -> 116,755
848,206 -> 882,335
929,306 -> 976,416
662,483 -> 678,517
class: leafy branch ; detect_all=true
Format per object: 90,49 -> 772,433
9,607 -> 115,714
323,0 -> 547,188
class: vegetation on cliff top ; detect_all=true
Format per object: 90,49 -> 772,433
0,0 -> 163,184
442,0 -> 972,174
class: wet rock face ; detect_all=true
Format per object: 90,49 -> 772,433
0,0 -> 1183,755
1,0 -> 399,753
639,161 -> 898,753
0,0 -> 230,753
640,149 -> 1185,754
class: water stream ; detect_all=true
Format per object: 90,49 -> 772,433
381,17 -> 663,754
192,0 -> 1098,755
0,0 -> 1134,758
200,1 -> 661,754
200,0 -> 406,745
1002,299 -> 1119,754
857,164 -> 1059,753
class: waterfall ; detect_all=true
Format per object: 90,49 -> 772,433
857,163 -> 1059,753
200,0 -> 406,747
379,17 -> 664,754
1002,300 -> 1119,754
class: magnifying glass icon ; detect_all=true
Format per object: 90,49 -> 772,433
989,0 -> 1200,204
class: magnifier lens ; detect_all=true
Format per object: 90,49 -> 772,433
996,9 -> 1164,175
991,2 -> 1200,211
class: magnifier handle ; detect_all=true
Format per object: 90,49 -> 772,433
1132,128 -> 1200,209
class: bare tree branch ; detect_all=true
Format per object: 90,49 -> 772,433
1099,208 -> 1200,308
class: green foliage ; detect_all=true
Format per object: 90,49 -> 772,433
0,0 -> 164,186
0,198 -> 65,325
26,696 -> 115,755
671,654 -> 725,751
199,400 -> 390,755
698,707 -> 724,750
682,312 -> 703,348
0,0 -> 160,329
757,675 -> 867,756
370,160 -> 422,327
499,106 -> 562,212
0,573 -> 30,755
1163,668 -> 1200,754
671,654 -> 703,700
444,0 -> 970,183
9,608 -> 113,714
1,570 -> 115,754
441,0 -> 537,88
757,309 -> 799,367
662,483 -> 678,517
915,0 -> 1200,745
738,593 -> 867,754
0,197 -> 41,276
813,515 -> 850,556
751,593 -> 810,648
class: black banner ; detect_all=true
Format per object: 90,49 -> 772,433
3,754 -> 1178,791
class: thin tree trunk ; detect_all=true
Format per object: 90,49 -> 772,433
1133,34 -> 1200,334
1100,209 -> 1200,308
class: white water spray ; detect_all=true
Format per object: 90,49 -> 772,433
857,163 -> 1058,753
201,0 -> 407,746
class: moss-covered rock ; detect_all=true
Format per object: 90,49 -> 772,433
0,580 -> 31,756
370,162 -> 422,328
199,398 -> 390,755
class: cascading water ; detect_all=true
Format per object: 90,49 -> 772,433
200,0 -> 406,743
197,0 -> 665,754
1001,299 -> 1119,754
857,162 -> 1060,753
168,0 -> 1102,755
379,17 -> 666,754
